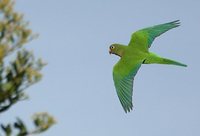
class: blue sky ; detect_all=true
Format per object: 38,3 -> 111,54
1,0 -> 200,136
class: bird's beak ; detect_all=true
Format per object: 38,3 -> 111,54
109,49 -> 111,54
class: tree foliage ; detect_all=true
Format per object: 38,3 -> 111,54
0,0 -> 55,135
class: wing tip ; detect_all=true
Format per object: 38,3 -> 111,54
170,20 -> 181,27
124,104 -> 133,113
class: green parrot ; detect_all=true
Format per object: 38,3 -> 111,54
109,20 -> 187,113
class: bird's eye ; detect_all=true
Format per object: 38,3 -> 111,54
110,46 -> 115,49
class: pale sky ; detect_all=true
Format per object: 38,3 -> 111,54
1,0 -> 200,136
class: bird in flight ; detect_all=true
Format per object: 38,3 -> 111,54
109,20 -> 187,113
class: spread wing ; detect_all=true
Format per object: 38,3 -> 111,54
113,59 -> 141,113
128,20 -> 180,51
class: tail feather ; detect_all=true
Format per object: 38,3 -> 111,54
143,53 -> 187,67
161,58 -> 187,67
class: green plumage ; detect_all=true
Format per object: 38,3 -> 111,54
109,20 -> 187,113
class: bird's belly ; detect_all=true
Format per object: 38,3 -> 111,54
124,51 -> 147,62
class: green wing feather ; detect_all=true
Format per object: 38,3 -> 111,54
113,60 -> 141,113
128,20 -> 180,50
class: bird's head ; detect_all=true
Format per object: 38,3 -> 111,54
109,44 -> 125,57
109,44 -> 117,55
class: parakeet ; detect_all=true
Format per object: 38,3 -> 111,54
109,20 -> 187,113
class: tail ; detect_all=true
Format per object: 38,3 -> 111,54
143,53 -> 187,67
